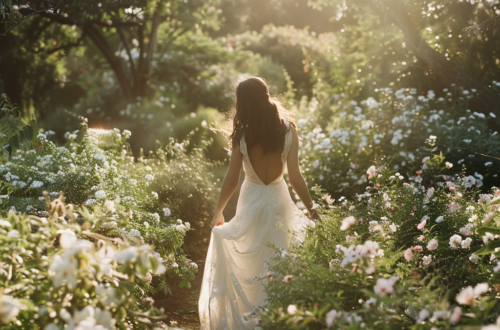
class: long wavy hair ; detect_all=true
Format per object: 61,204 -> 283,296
221,76 -> 296,154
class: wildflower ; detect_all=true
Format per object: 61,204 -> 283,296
404,248 -> 413,262
283,275 -> 293,283
417,219 -> 426,230
422,255 -> 432,266
411,245 -> 423,252
326,309 -> 338,327
104,200 -> 115,213
49,254 -> 78,288
30,180 -> 44,188
57,229 -> 77,249
340,216 -> 356,231
461,237 -> 472,249
470,253 -> 479,264
427,187 -> 435,198
373,276 -> 399,297
95,190 -> 106,199
145,174 -> 154,181
445,162 -> 453,169
416,309 -> 430,323
430,310 -> 448,322
449,235 -> 462,249
456,283 -> 489,305
450,306 -> 462,325
152,213 -> 160,223
366,166 -> 377,179
483,232 -> 494,244
363,298 -> 377,308
163,207 -> 171,217
152,191 -> 158,199
436,216 -> 444,223
0,295 -> 23,324
7,230 -> 20,238
427,239 -> 438,251
287,304 -> 297,314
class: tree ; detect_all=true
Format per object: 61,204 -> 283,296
309,0 -> 500,125
2,0 -> 220,103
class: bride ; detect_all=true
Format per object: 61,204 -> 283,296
198,76 -> 320,329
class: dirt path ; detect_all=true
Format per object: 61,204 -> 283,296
154,175 -> 242,329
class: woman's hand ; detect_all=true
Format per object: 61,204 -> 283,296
211,213 -> 225,229
309,209 -> 322,222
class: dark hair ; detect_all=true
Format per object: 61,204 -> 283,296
229,76 -> 296,154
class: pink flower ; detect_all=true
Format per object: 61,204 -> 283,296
374,276 -> 399,297
449,186 -> 456,192
417,220 -> 426,230
450,306 -> 462,325
266,271 -> 273,277
427,187 -> 435,198
340,216 -> 356,231
413,205 -> 417,211
427,239 -> 438,251
283,275 -> 293,283
411,245 -> 423,252
367,166 -> 377,179
404,248 -> 414,262
278,307 -> 283,314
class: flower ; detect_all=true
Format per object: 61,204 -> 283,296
435,216 -> 444,223
416,309 -> 430,323
49,254 -> 78,288
461,237 -> 472,249
417,219 -> 426,230
456,283 -> 489,305
427,239 -> 438,251
152,191 -> 158,199
104,200 -> 115,213
404,248 -> 413,262
326,309 -> 338,327
163,207 -> 171,217
57,229 -> 77,249
445,162 -> 453,169
283,275 -> 293,283
7,230 -> 20,238
450,306 -> 462,325
340,216 -> 356,231
422,255 -> 432,266
95,190 -> 106,199
449,235 -> 462,249
30,180 -> 44,188
287,304 -> 298,314
373,276 -> 399,297
470,253 -> 479,264
0,295 -> 23,324
366,166 -> 377,179
145,174 -> 154,181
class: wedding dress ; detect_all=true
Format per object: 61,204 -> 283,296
199,123 -> 313,329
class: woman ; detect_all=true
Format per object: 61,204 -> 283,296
199,76 -> 320,329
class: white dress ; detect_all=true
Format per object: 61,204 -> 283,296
199,123 -> 313,329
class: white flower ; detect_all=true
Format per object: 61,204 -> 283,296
435,216 -> 444,223
0,219 -> 11,227
430,310 -> 448,322
49,254 -> 78,288
151,191 -> 158,199
57,229 -> 77,249
0,294 -> 23,324
456,283 -> 489,305
366,166 -> 377,179
422,255 -> 432,266
145,174 -> 154,181
163,207 -> 171,217
373,276 -> 399,297
130,179 -> 137,185
470,253 -> 479,264
30,180 -> 44,188
416,309 -> 430,323
445,162 -> 453,169
326,309 -> 338,327
340,216 -> 356,231
450,306 -> 462,325
95,190 -> 106,199
364,297 -> 377,308
449,235 -> 462,249
123,130 -> 132,138
461,237 -> 472,249
7,230 -> 20,238
287,304 -> 298,314
427,239 -> 438,251
104,200 -> 115,213
152,213 -> 160,223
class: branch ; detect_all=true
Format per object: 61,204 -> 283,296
45,32 -> 85,55
143,10 -> 161,76
117,25 -> 137,74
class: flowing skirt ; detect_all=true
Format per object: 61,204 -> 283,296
199,178 -> 312,330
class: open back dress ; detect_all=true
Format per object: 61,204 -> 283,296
198,122 -> 313,329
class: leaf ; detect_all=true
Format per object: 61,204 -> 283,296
474,240 -> 500,256
179,280 -> 187,288
477,227 -> 500,236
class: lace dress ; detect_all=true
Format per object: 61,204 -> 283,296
198,123 -> 313,329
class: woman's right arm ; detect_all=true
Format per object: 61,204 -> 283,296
286,126 -> 321,221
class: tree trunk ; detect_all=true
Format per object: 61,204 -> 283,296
385,0 -> 500,129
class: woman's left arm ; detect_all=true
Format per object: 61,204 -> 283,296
211,141 -> 243,228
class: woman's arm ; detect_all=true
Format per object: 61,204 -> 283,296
211,140 -> 243,228
286,126 -> 321,221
